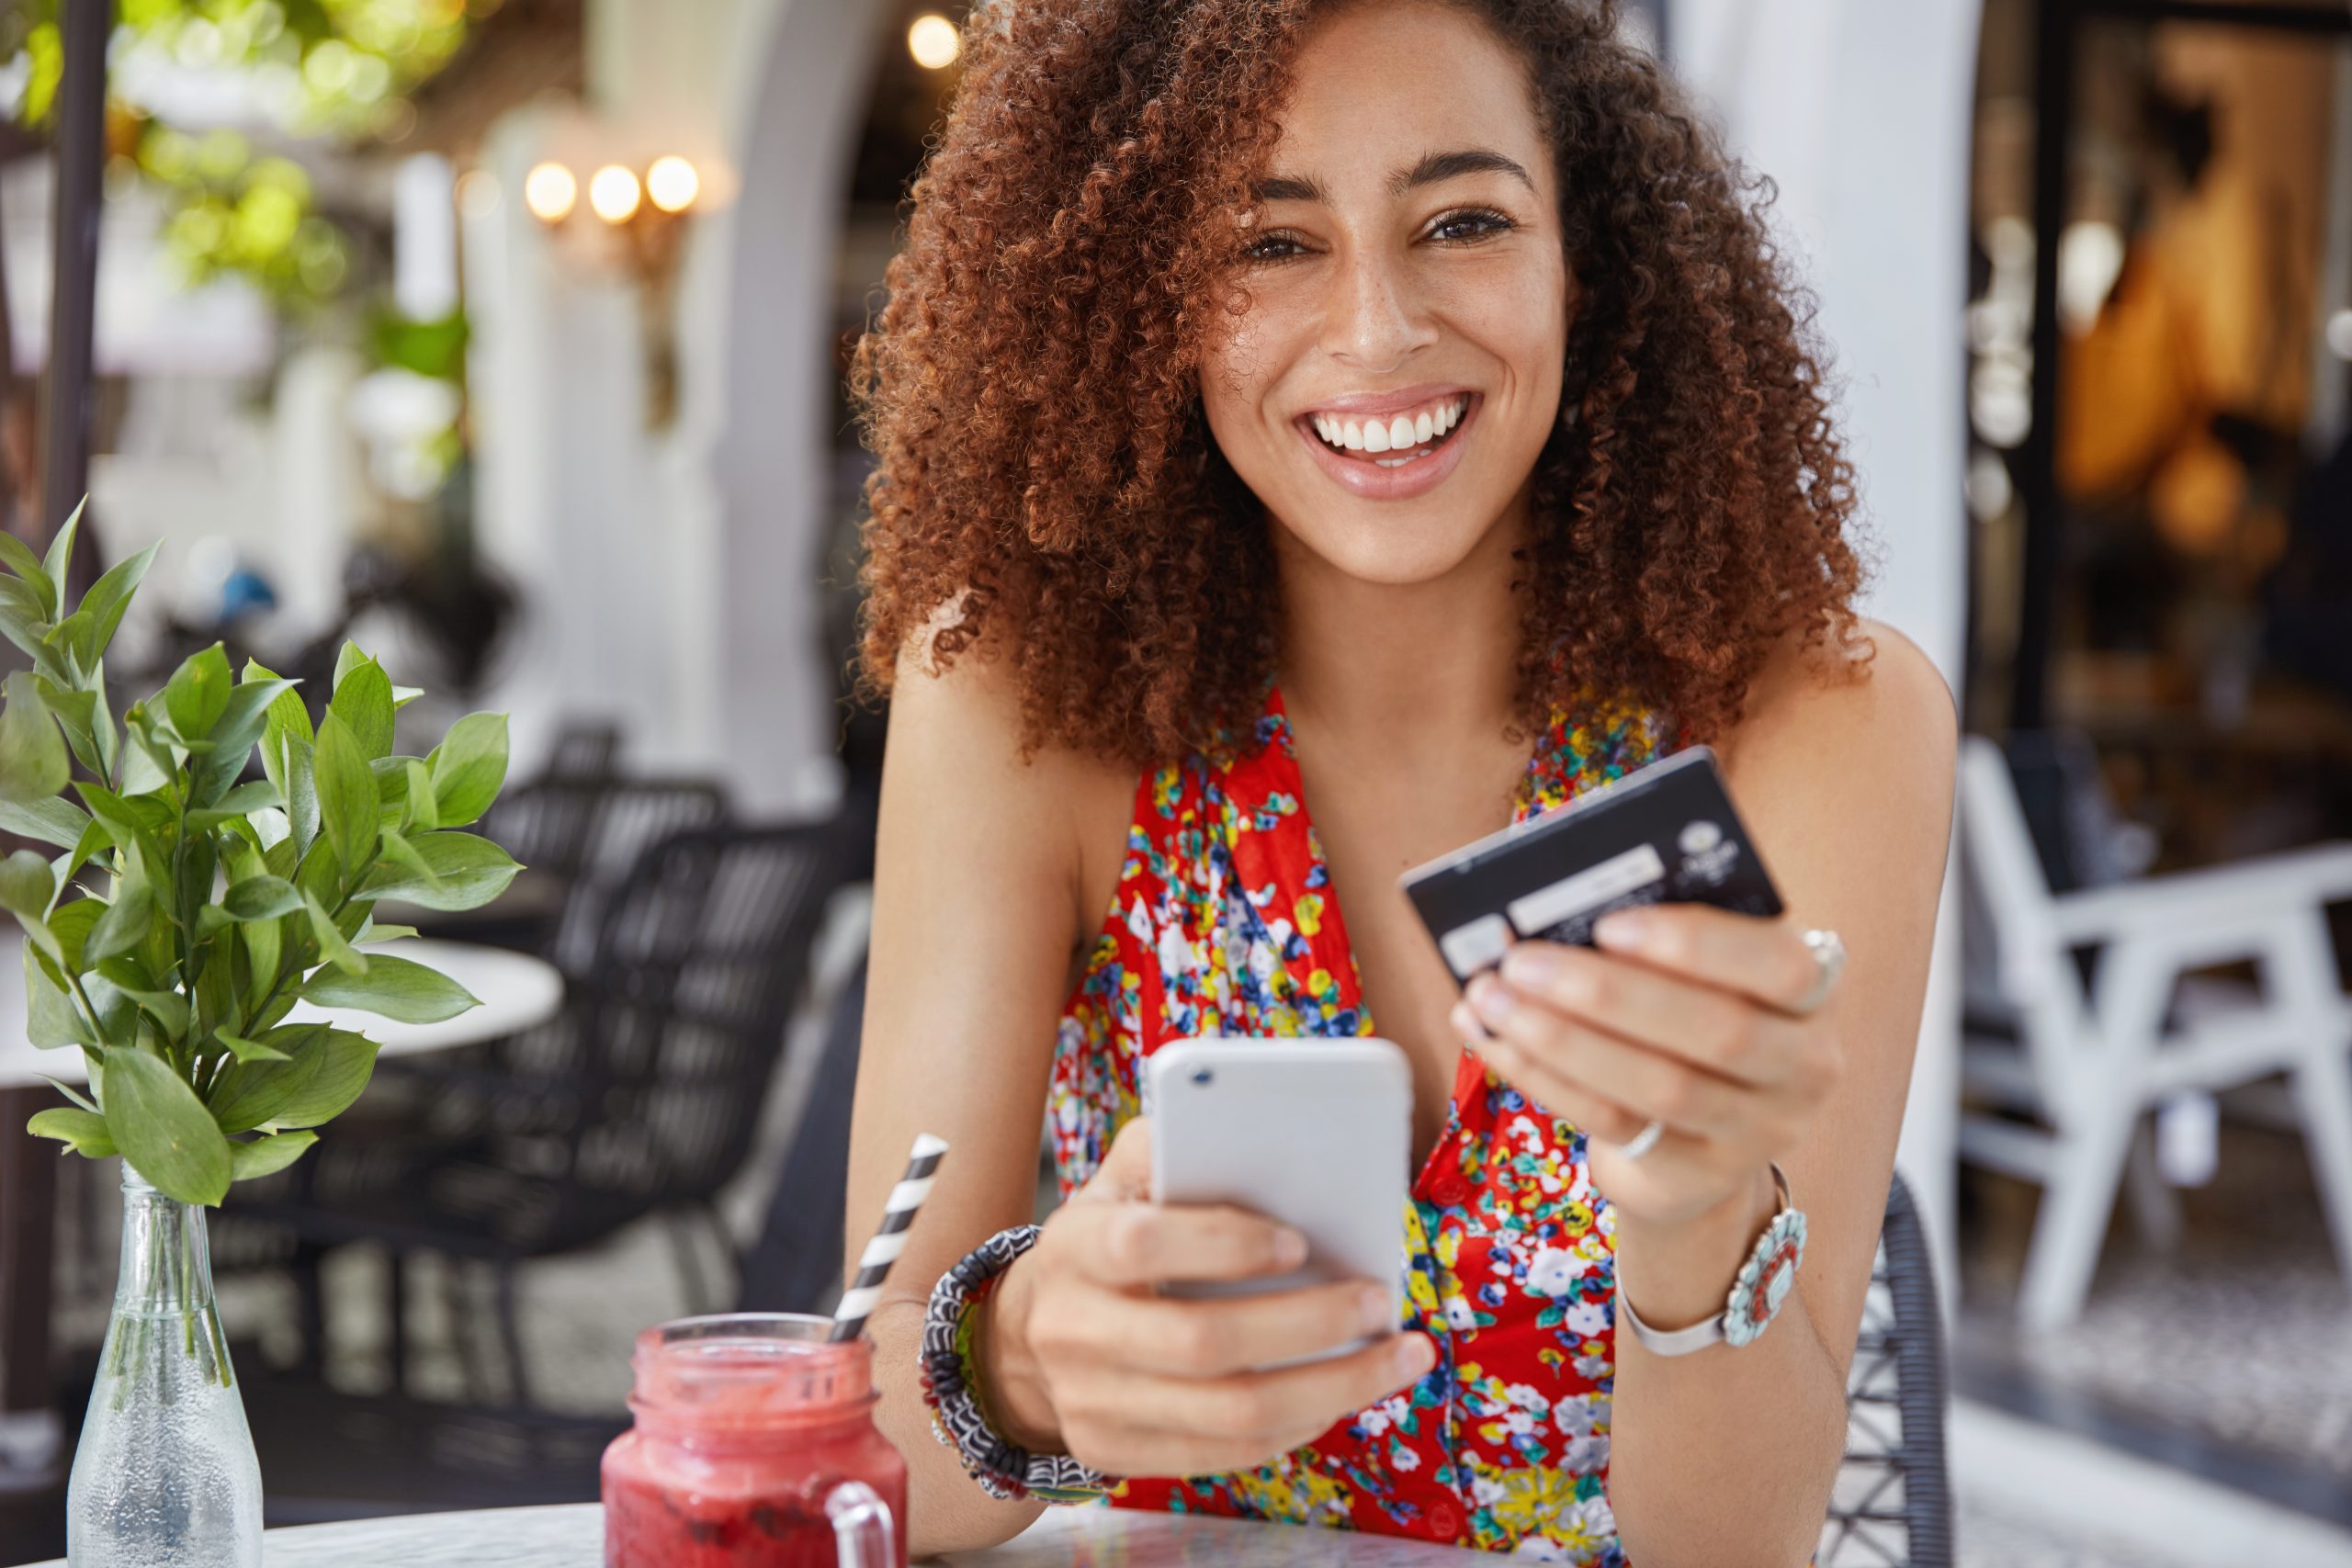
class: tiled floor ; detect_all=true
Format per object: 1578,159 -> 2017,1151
1957,1117 -> 2352,1525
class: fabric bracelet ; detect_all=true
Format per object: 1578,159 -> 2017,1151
919,1223 -> 1111,1504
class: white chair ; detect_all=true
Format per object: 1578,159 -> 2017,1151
1956,733 -> 2352,1329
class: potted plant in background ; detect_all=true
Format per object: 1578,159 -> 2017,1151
0,505 -> 521,1568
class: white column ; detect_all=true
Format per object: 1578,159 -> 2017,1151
1667,0 -> 1982,1298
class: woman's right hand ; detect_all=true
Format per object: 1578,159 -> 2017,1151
974,1117 -> 1438,1479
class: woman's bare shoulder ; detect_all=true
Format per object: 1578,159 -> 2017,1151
1716,614 -> 1958,873
880,636 -> 1136,918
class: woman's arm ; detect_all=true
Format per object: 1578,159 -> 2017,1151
1457,619 -> 1958,1567
842,647 -> 1099,1556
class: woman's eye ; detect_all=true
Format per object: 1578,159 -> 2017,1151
1242,234 -> 1307,264
1431,209 -> 1514,243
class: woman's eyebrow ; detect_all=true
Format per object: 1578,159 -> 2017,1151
1250,148 -> 1534,205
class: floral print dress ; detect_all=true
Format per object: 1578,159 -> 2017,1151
1046,683 -> 1691,1564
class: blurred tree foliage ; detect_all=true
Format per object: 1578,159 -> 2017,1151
3,1 -> 475,305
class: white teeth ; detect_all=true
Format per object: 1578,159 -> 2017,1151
1306,395 -> 1471,456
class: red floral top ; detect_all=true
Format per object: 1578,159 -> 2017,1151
1046,684 -> 1690,1564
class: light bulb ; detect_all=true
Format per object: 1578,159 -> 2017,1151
523,161 -> 575,223
908,14 -> 960,70
589,164 -> 642,225
646,155 -> 699,214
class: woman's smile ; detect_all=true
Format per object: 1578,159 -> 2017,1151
1291,389 -> 1485,502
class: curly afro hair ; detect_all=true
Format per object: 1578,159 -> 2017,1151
850,0 -> 1877,765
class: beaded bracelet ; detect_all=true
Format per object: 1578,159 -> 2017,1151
919,1224 -> 1111,1504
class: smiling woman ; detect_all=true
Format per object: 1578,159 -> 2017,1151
842,2 -> 1956,1564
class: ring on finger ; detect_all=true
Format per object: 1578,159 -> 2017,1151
1790,928 -> 1846,1015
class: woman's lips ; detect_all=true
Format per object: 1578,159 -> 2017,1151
1293,393 -> 1481,502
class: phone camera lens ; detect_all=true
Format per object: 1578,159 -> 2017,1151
1191,1068 -> 1214,1086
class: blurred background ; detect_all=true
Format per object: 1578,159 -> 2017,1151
0,1 -> 2347,1564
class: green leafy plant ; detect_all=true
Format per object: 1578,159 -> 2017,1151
1,504 -> 518,1208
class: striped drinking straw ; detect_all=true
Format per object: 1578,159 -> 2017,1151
830,1133 -> 949,1342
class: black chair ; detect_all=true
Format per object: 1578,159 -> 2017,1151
237,819 -> 848,1404
736,954 -> 869,1314
1819,1171 -> 1955,1568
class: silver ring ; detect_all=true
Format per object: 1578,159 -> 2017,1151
1616,1118 -> 1666,1162
1791,928 -> 1846,1015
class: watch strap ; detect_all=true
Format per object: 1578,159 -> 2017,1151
1617,1162 -> 1803,1357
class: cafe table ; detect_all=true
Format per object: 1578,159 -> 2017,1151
0,939 -> 567,1497
26,1500 -> 1493,1565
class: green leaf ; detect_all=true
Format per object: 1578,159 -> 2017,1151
426,713 -> 508,829
75,542 -> 159,667
208,1025 -> 379,1134
40,501 -> 81,609
0,528 -> 55,615
356,921 -> 418,943
56,816 -> 111,890
43,897 -> 104,975
357,831 -> 521,912
103,1046 -> 233,1206
373,828 -> 440,896
28,1107 -> 115,1158
89,661 -> 116,781
0,849 -> 53,921
73,783 -> 172,847
212,1032 -> 290,1064
332,640 -> 368,691
24,943 -> 88,1048
163,644 -> 234,744
239,918 -> 281,1015
188,678 -> 293,807
0,579 -> 51,668
246,660 -> 311,773
403,759 -> 439,832
329,657 -> 394,761
0,672 -> 70,803
228,1130 -> 316,1181
194,902 -> 232,941
35,676 -> 100,775
313,713 -> 377,884
299,952 -> 477,1023
222,875 -> 302,921
119,987 -> 190,1040
41,1076 -> 97,1113
84,876 -> 153,964
391,683 -> 424,709
280,734 -> 320,857
302,889 -> 368,976
0,794 -> 92,851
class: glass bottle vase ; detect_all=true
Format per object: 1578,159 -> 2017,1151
67,1165 -> 263,1568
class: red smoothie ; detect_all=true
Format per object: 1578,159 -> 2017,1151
604,1314 -> 908,1568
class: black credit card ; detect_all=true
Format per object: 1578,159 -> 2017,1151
1399,744 -> 1783,984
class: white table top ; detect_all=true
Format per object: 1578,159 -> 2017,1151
28,1502 -> 1490,1566
0,937 -> 565,1090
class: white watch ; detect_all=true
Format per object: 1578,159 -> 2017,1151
1617,1162 -> 1807,1356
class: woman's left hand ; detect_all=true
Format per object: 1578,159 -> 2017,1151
1447,906 -> 1842,1231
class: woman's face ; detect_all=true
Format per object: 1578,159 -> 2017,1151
1199,0 -> 1568,588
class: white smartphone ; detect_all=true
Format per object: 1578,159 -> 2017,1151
1143,1036 -> 1413,1351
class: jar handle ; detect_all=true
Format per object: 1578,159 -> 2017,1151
827,1480 -> 896,1568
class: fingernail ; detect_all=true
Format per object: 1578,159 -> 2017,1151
1468,974 -> 1515,1025
1359,1284 -> 1394,1333
1594,910 -> 1652,950
1397,1334 -> 1436,1378
1499,944 -> 1557,986
1274,1228 -> 1310,1269
1449,1000 -> 1485,1042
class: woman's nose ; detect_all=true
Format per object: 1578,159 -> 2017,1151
1323,251 -> 1436,371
